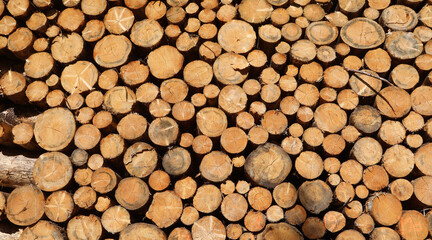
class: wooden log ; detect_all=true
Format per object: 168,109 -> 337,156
192,216 -> 226,240
168,227 -> 192,240
354,213 -> 374,234
343,200 -> 363,219
366,192 -> 402,226
7,27 -> 34,59
73,186 -> 97,209
147,45 -> 183,79
123,142 -> 158,178
244,210 -> 266,232
57,8 -> 85,32
174,177 -> 197,200
98,69 -> 118,91
94,34 -> 132,68
382,145 -> 414,178
324,211 -> 346,233
193,184 -> 222,213
12,122 -> 38,150
148,170 -> 170,191
20,220 -> 66,239
351,137 -> 382,166
266,205 -> 284,222
370,227 -> 400,240
390,178 -> 413,202
101,205 -> 130,234
272,182 -> 297,209
226,223 -> 243,240
411,86 -> 432,117
74,167 -> 92,186
115,177 -> 149,211
385,31 -> 423,61
213,53 -> 249,85
298,180 -> 332,214
91,167 -> 119,194
192,135 -> 213,155
378,120 -> 406,145
220,180 -> 235,195
33,151 -> 73,192
302,217 -> 326,239
295,151 -> 323,180
302,127 -> 324,148
314,103 -> 347,133
180,206 -> 199,226
162,147 -> 191,176
248,186 -> 272,211
285,205 -> 307,226
26,12 -> 47,33
335,182 -> 355,204
51,33 -> 84,64
326,12 -> 348,28
336,230 -> 365,240
221,193 -> 248,222
67,214 -> 102,240
145,1 -> 167,20
257,222 -> 303,240
396,210 -> 429,240
340,18 -> 385,49
380,5 -> 418,31
0,16 -> 17,36
103,7 -> 134,35
218,20 -> 256,54
349,105 -> 381,134
339,159 -> 363,185
245,143 -> 292,188
412,176 -> 432,206
103,86 -> 136,115
120,223 -> 166,239
87,154 -> 104,171
82,20 -> 105,43
363,165 -> 389,191
6,185 -> 44,226
34,107 -> 75,151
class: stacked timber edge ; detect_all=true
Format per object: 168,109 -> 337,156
1,0 -> 432,239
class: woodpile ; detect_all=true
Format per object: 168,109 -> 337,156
1,0 -> 432,239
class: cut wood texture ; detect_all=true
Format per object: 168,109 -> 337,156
0,1 -> 431,239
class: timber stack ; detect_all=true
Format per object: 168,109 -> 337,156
1,0 -> 432,239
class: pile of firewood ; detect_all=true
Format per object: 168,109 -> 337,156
1,0 -> 432,239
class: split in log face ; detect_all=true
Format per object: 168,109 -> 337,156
45,190 -> 74,223
6,185 -> 45,226
123,142 -> 158,178
103,86 -> 136,115
34,107 -> 76,152
213,53 -> 250,85
33,151 -> 73,192
61,61 -> 99,94
93,34 -> 132,68
340,17 -> 385,49
67,214 -> 102,240
245,143 -> 292,188
51,33 -> 84,64
218,20 -> 256,54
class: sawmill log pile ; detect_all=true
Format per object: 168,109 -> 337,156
1,0 -> 432,239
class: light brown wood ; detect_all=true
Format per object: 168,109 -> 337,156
67,214 -> 102,240
193,184 -> 222,213
272,182 -> 297,209
73,185 -> 97,209
411,86 -> 432,117
244,210 -> 266,232
192,216 -> 226,240
123,142 -> 157,178
385,31 -> 423,61
20,220 -> 66,240
51,33 -> 84,64
91,167 -> 119,194
354,213 -> 374,234
314,103 -> 347,133
340,18 -> 385,49
285,205 -> 307,226
324,211 -> 346,233
245,143 -> 292,188
181,206 -> 199,226
349,105 -> 381,134
213,53 -> 249,85
196,107 -> 227,138
396,210 -> 429,240
390,178 -> 413,202
57,8 -> 85,32
74,167 -> 92,186
33,151 -> 73,192
175,177 -> 197,200
351,137 -> 382,166
115,177 -> 150,211
6,184 -> 44,226
221,193 -> 248,222
302,217 -> 326,239
218,20 -> 256,54
298,180 -> 332,214
94,34 -> 132,68
383,145 -> 414,178
367,192 -> 402,226
148,170 -> 170,191
101,205 -> 130,234
82,20 -> 105,43
412,176 -> 432,206
104,7 -> 134,35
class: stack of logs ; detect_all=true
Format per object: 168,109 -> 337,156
1,0 -> 432,239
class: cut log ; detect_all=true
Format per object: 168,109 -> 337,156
411,86 -> 432,117
390,179 -> 413,202
193,184 -> 222,213
285,205 -> 307,226
103,86 -> 136,115
245,143 -> 292,188
314,103 -> 347,133
302,217 -> 326,239
324,211 -> 346,233
101,205 -> 130,234
51,33 -> 84,64
174,177 -> 197,200
123,142 -> 158,178
115,177 -> 150,211
120,223 -> 166,240
257,222 -> 303,240
104,7 -> 134,35
213,53 -> 249,85
67,214 -> 102,240
412,176 -> 432,206
218,20 -> 256,54
238,0 -> 273,24
91,167 -> 119,194
57,8 -> 85,32
93,34 -> 132,68
221,193 -> 248,222
340,18 -> 385,49
148,170 -> 170,191
6,185 -> 44,226
20,220 -> 66,240
298,180 -> 332,214
351,137 -> 382,166
192,216 -> 226,240
82,20 -> 105,43
396,210 -> 428,240
33,151 -> 73,192
99,134 -> 125,160
385,31 -> 423,61
378,120 -> 406,145
7,27 -> 34,59
367,192 -> 402,226
73,186 -> 97,209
